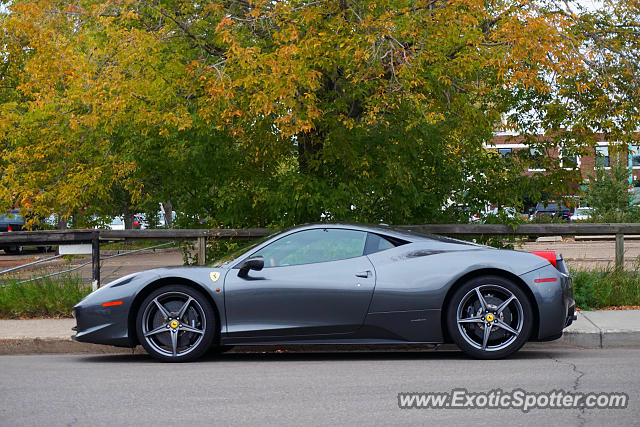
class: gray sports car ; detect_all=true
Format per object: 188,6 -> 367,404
73,224 -> 576,362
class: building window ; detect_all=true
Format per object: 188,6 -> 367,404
560,148 -> 579,169
596,145 -> 610,168
630,145 -> 640,167
529,147 -> 545,171
498,148 -> 512,158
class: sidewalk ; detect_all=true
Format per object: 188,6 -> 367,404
561,310 -> 640,348
1,311 -> 640,355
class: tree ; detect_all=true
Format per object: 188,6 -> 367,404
584,155 -> 634,219
1,0 -> 639,227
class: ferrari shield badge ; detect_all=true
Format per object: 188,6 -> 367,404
210,272 -> 220,282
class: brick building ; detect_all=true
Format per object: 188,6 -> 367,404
488,132 -> 640,184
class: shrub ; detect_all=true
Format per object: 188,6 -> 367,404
572,268 -> 640,310
0,275 -> 90,318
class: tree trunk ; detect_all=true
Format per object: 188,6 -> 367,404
162,199 -> 173,228
56,214 -> 68,230
123,206 -> 134,229
297,131 -> 323,174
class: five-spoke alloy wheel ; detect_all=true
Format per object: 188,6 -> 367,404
136,285 -> 216,362
446,276 -> 532,359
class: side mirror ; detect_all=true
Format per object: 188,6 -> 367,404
238,256 -> 264,278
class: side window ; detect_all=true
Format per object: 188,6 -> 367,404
254,229 -> 368,267
363,233 -> 405,255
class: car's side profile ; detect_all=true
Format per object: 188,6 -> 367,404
73,224 -> 575,362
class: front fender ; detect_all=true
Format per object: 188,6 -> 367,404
73,267 -> 228,347
131,267 -> 229,334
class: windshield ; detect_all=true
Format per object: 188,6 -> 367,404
0,210 -> 25,224
536,203 -> 558,211
210,231 -> 282,267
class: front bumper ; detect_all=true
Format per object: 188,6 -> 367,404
72,283 -> 138,348
72,303 -> 134,347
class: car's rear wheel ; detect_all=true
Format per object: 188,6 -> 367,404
4,246 -> 23,255
446,275 -> 533,359
136,285 -> 216,362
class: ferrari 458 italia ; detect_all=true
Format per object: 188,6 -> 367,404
73,224 -> 575,362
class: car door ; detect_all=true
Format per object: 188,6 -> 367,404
224,228 -> 376,339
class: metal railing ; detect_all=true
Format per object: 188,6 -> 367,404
0,223 -> 637,286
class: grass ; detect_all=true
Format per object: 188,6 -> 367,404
0,275 -> 91,318
572,268 -> 640,310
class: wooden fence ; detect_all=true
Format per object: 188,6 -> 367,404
0,223 -> 637,286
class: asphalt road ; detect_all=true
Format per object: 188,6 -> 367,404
1,346 -> 638,426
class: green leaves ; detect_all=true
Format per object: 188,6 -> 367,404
585,156 -> 635,219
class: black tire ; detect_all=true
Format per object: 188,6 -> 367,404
4,246 -> 23,255
136,285 -> 217,362
446,275 -> 533,359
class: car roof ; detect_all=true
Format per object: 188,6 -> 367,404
281,223 -> 413,240
281,223 -> 464,244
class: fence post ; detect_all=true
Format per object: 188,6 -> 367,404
198,236 -> 206,266
91,230 -> 100,290
615,233 -> 624,269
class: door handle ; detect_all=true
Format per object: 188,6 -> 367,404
355,270 -> 371,278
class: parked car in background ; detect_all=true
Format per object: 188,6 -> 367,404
482,207 -> 528,222
0,209 -> 53,254
106,216 -> 144,230
130,211 -> 175,229
570,207 -> 593,221
0,209 -> 26,254
532,202 -> 573,221
107,216 -> 125,230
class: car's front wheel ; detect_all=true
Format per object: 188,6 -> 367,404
136,285 -> 216,362
4,246 -> 23,255
446,276 -> 533,359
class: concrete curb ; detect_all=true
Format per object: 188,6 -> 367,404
1,335 -> 639,356
0,338 -> 143,355
554,310 -> 640,349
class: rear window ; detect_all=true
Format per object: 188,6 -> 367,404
364,233 -> 407,255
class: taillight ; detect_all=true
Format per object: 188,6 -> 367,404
134,221 -> 140,226
530,251 -> 557,268
7,225 -> 12,232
